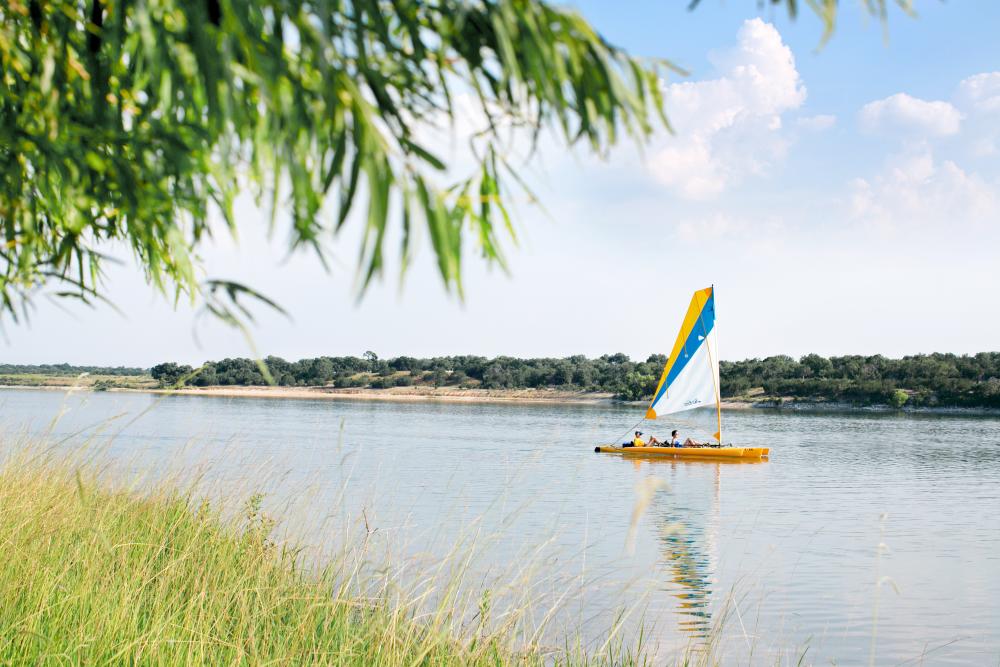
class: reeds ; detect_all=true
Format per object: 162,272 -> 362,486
0,442 -> 664,666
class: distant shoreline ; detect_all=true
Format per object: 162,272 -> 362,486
1,383 -> 619,406
4,382 -> 1000,415
154,385 -> 620,406
7,352 -> 1000,413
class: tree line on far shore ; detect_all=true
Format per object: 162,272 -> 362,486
138,351 -> 1000,409
0,363 -> 146,376
6,353 -> 1000,408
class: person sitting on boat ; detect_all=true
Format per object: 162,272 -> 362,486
631,431 -> 664,447
669,430 -> 702,448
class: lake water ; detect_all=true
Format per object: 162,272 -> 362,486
2,387 -> 999,665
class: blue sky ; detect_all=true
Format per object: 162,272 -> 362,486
4,1 -> 1000,367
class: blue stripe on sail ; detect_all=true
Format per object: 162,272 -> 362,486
650,292 -> 715,409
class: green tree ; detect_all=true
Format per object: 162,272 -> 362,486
801,353 -> 833,378
482,364 -> 513,389
888,388 -> 909,409
617,371 -> 656,402
150,362 -> 193,387
0,0 -> 904,322
389,356 -> 419,372
191,363 -> 218,387
428,368 -> 449,387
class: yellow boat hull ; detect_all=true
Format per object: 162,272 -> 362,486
595,445 -> 769,460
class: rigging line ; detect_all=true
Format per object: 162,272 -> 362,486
606,416 -> 647,446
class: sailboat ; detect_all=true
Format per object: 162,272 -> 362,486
595,286 -> 769,460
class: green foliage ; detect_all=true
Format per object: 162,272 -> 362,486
690,0 -> 913,45
369,376 -> 395,389
722,352 -> 1000,408
187,351 -> 1000,408
0,0 -> 674,321
149,361 -> 194,387
0,449 -> 648,665
888,388 -> 909,409
617,371 -> 657,402
0,0 -> 913,323
427,368 -> 448,387
334,374 -> 366,388
0,362 -> 144,376
14,349 -> 999,409
136,352 -> 669,394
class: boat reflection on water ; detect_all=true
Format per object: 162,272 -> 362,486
630,458 -> 765,640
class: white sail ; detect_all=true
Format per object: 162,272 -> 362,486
646,287 -> 722,440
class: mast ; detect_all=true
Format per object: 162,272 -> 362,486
701,285 -> 722,443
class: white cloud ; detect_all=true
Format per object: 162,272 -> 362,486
797,114 -> 836,131
859,93 -> 963,137
850,149 -> 997,230
846,72 -> 1000,236
954,71 -> 1000,156
956,71 -> 1000,113
649,18 -> 806,199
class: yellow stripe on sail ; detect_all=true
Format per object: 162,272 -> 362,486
646,286 -> 714,420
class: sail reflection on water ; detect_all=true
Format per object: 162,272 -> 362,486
658,510 -> 715,636
656,462 -> 719,638
635,459 -> 762,640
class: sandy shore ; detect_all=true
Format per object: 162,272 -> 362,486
150,386 -> 779,409
2,382 -> 764,409
150,385 -> 621,405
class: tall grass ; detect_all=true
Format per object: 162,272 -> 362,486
0,443 -> 662,666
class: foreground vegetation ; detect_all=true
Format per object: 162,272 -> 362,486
0,448 -> 648,666
1,0 -> 887,321
6,352 -> 1000,409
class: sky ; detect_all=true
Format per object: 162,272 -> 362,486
5,1 -> 1000,367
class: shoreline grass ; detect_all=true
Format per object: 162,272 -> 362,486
0,446 -> 659,666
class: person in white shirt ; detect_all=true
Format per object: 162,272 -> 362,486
669,430 -> 702,447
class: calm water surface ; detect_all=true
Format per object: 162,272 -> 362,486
2,387 -> 999,665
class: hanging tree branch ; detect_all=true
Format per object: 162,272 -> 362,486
0,0 -> 907,324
